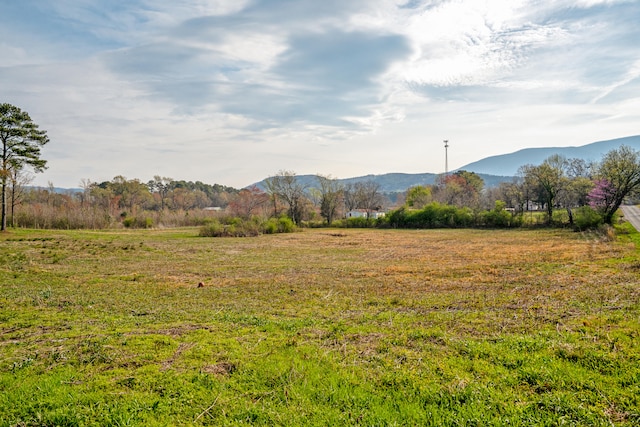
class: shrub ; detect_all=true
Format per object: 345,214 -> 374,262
199,220 -> 226,237
303,220 -> 326,228
345,217 -> 373,228
232,219 -> 260,237
263,216 -> 296,234
387,207 -> 408,228
375,215 -> 389,228
263,218 -> 279,234
329,219 -> 346,228
277,216 -> 296,233
480,201 -> 518,228
453,206 -> 474,227
122,216 -> 153,229
199,219 -> 260,237
573,206 -> 603,231
200,216 -> 295,237
386,203 -> 475,229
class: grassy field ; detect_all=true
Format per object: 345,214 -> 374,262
1,226 -> 639,426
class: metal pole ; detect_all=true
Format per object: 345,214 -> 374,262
443,140 -> 449,175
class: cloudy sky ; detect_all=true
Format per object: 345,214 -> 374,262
1,0 -> 639,188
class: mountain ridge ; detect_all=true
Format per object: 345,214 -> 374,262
251,135 -> 640,192
458,135 -> 640,176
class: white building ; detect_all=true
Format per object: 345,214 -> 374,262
346,209 -> 385,219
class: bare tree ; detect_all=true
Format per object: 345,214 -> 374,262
228,186 -> 269,219
354,180 -> 385,218
8,166 -> 33,227
317,174 -> 343,225
264,170 -> 308,225
343,183 -> 358,212
494,179 -> 526,213
78,178 -> 93,208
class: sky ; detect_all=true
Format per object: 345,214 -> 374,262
1,0 -> 639,189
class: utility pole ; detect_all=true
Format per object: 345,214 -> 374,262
443,140 -> 449,175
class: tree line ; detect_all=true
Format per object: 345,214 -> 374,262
391,147 -> 640,229
8,176 -> 238,229
260,148 -> 640,231
3,102 -> 640,232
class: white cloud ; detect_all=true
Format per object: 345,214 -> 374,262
591,59 -> 640,104
213,32 -> 288,70
398,1 -> 574,87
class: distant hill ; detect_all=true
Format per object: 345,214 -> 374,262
458,135 -> 640,176
28,186 -> 82,194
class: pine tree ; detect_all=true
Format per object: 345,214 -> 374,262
1,103 -> 49,231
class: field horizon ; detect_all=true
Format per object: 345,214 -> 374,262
1,226 -> 639,426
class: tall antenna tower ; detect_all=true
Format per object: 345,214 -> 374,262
443,140 -> 449,175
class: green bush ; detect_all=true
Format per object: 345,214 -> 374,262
573,206 -> 603,230
139,217 -> 153,229
277,216 -> 296,233
198,220 -> 225,237
263,216 -> 296,234
199,218 -> 259,237
345,217 -> 372,228
453,206 -> 474,227
263,218 -> 279,234
387,203 -> 474,229
480,201 -> 520,228
303,220 -> 326,228
329,219 -> 346,228
387,207 -> 408,228
122,216 -> 153,229
200,216 -> 295,237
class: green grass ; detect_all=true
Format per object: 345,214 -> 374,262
1,227 -> 639,426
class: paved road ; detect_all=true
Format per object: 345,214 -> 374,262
620,205 -> 640,231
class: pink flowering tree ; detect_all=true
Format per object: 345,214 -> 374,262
587,179 -> 616,212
